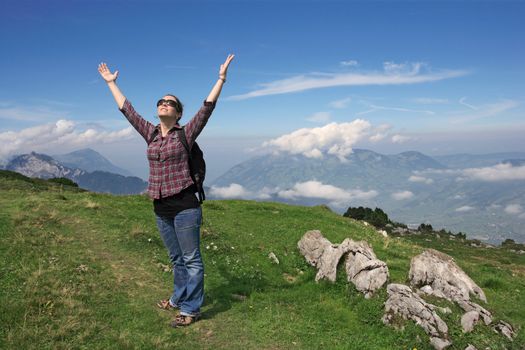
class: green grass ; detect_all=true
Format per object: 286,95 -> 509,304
0,172 -> 523,349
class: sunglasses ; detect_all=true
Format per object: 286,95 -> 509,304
157,99 -> 182,113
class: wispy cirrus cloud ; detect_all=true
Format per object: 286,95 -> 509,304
0,120 -> 134,159
356,103 -> 434,117
450,99 -> 519,124
459,97 -> 478,110
228,62 -> 468,100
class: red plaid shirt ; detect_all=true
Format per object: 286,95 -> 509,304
120,99 -> 216,199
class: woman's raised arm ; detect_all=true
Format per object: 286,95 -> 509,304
98,62 -> 126,109
206,54 -> 235,103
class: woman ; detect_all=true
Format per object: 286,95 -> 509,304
97,54 -> 234,327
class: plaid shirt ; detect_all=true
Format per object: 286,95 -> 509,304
120,99 -> 216,199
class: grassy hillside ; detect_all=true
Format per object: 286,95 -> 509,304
1,170 -> 524,349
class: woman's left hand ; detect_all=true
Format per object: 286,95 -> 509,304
219,54 -> 235,81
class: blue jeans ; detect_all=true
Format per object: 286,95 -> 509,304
155,207 -> 203,317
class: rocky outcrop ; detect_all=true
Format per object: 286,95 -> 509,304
493,320 -> 516,340
409,249 -> 486,302
298,230 -> 388,297
297,230 -> 353,282
409,249 -> 492,328
383,283 -> 451,349
344,241 -> 389,299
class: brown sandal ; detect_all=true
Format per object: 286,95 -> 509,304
157,299 -> 177,311
170,314 -> 200,327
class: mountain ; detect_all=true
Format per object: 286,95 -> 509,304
6,152 -> 85,179
210,150 -> 525,244
6,152 -> 147,195
52,148 -> 133,176
212,149 -> 446,191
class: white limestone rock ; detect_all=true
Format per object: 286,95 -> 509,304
383,283 -> 450,349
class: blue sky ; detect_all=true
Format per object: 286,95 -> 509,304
1,0 -> 524,180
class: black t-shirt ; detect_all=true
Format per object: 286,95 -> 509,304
153,185 -> 200,217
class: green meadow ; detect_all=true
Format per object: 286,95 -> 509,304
1,170 -> 523,349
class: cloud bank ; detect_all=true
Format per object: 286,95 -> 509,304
417,163 -> 525,182
277,180 -> 378,206
0,119 -> 134,160
209,184 -> 273,200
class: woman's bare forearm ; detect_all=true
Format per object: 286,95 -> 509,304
206,78 -> 226,103
106,81 -> 126,109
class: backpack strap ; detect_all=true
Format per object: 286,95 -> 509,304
176,127 -> 191,159
147,127 -> 160,145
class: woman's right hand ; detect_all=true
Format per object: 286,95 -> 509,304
98,62 -> 119,83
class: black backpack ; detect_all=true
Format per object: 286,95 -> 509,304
148,127 -> 206,203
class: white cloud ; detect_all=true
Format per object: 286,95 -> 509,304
460,163 -> 525,182
368,124 -> 391,142
329,97 -> 352,109
408,175 -> 434,184
306,112 -> 331,123
277,180 -> 378,206
456,206 -> 475,212
340,60 -> 359,67
391,134 -> 413,144
391,191 -> 414,200
209,183 -> 251,199
228,62 -> 467,100
504,204 -> 523,215
262,119 -> 371,161
209,184 -> 275,200
0,120 -> 134,159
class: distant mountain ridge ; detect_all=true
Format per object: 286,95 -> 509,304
212,149 -> 446,191
6,151 -> 147,195
53,148 -> 132,176
210,149 -> 525,244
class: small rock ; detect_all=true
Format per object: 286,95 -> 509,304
378,229 -> 388,238
231,293 -> 247,301
268,252 -> 280,264
464,344 -> 477,350
430,336 -> 452,350
461,311 -> 480,333
493,320 -> 516,340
